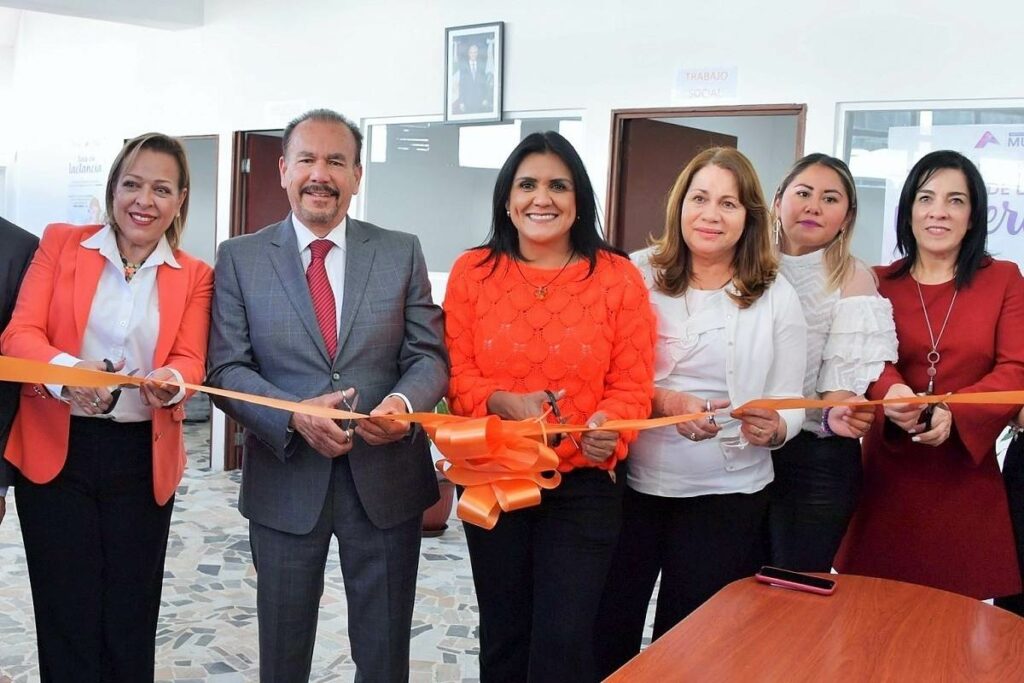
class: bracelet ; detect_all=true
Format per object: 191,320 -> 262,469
820,407 -> 835,437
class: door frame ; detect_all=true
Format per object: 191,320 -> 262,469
605,104 -> 807,247
222,128 -> 285,470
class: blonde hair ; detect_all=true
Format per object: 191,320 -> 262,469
104,132 -> 190,250
649,147 -> 776,309
771,154 -> 858,292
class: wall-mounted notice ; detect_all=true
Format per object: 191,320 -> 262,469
672,66 -> 738,103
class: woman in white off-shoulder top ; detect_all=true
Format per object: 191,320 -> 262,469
766,153 -> 897,572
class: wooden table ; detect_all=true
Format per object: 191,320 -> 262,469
605,574 -> 1024,682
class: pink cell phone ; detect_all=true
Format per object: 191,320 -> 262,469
755,566 -> 836,595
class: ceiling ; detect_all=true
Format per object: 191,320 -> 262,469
0,0 -> 204,41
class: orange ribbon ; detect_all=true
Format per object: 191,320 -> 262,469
3,355 -> 1024,529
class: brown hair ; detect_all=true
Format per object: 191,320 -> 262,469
771,153 -> 858,292
104,132 -> 190,249
648,147 -> 776,308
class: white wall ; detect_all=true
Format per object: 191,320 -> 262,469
5,0 -> 1023,239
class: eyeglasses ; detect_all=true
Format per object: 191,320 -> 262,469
102,368 -> 140,415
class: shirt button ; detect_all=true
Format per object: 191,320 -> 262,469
332,372 -> 341,381
120,321 -> 127,327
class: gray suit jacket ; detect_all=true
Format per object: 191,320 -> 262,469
207,217 -> 448,533
0,218 -> 39,488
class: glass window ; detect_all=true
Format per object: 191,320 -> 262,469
362,116 -> 584,274
840,104 -> 1024,267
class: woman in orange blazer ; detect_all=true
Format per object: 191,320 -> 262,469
1,132 -> 213,682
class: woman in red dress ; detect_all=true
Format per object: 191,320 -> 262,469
836,150 -> 1024,599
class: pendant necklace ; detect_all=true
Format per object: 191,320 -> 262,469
120,254 -> 146,283
514,251 -> 575,301
915,278 -> 958,395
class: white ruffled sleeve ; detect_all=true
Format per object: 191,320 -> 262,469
817,295 -> 898,395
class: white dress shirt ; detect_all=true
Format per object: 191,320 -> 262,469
294,215 -> 347,339
46,225 -> 186,421
291,214 -> 411,413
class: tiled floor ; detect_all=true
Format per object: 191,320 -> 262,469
0,421 -> 661,682
0,421 -> 656,682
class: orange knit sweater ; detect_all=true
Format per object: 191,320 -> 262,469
443,249 -> 655,472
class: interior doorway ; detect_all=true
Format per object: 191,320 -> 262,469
175,135 -> 218,470
223,129 -> 289,470
606,104 -> 806,253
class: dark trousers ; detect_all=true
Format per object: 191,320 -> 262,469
767,431 -> 862,572
996,432 -> 1024,616
249,454 -> 422,683
16,417 -> 172,683
463,465 -> 624,683
595,486 -> 768,679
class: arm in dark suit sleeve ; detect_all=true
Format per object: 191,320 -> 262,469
206,241 -> 301,460
387,235 -> 449,412
0,221 -> 40,491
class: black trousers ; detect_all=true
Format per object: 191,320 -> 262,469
766,431 -> 862,572
996,431 -> 1024,616
595,486 -> 768,679
463,465 -> 624,683
16,417 -> 173,683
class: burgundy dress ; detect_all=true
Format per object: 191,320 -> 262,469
835,258 -> 1024,599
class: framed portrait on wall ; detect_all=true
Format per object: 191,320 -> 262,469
444,22 -> 503,124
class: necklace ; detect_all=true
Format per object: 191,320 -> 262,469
514,252 -> 575,300
120,254 -> 147,283
914,279 -> 958,395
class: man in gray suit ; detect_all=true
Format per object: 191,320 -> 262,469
0,217 -> 39,526
207,109 -> 448,682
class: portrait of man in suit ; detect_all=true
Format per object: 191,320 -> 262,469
454,42 -> 493,115
445,23 -> 503,123
207,108 -> 448,682
0,217 -> 39,526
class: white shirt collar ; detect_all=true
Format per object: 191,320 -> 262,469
82,224 -> 181,270
292,214 -> 347,254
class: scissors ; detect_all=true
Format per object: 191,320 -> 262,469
544,389 -> 580,450
102,368 -> 140,415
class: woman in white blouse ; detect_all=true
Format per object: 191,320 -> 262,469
595,147 -> 806,677
767,154 -> 897,572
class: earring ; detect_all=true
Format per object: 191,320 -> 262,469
772,217 -> 782,245
506,210 -> 511,217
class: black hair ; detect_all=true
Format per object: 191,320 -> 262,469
282,108 -> 363,166
476,131 -> 625,274
889,150 -> 989,288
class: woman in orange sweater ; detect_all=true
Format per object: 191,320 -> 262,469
444,131 -> 655,682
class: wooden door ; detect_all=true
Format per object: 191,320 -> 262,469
224,130 -> 289,469
612,119 -> 736,254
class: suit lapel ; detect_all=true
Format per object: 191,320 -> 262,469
269,219 -> 332,364
153,261 -> 187,366
73,236 -> 105,345
337,219 -> 375,355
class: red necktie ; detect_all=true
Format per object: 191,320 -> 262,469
306,239 -> 337,358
